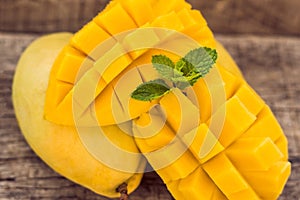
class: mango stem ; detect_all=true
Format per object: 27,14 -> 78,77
116,182 -> 129,200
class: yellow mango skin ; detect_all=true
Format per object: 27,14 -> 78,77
12,33 -> 145,198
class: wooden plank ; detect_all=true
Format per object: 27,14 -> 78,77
0,33 -> 299,199
0,0 -> 299,35
0,0 -> 107,33
189,0 -> 300,36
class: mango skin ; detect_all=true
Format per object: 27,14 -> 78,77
12,33 -> 144,198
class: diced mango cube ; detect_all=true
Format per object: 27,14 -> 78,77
93,3 -> 137,35
217,64 -> 242,99
188,66 -> 234,123
94,85 -> 128,126
275,135 -> 289,161
72,69 -> 107,111
147,140 -> 198,183
70,21 -> 111,60
151,11 -> 185,32
52,81 -> 73,106
181,123 -> 224,164
166,181 -> 186,200
111,67 -> 142,110
93,43 -> 133,84
101,123 -> 139,153
208,96 -> 256,147
133,112 -> 175,153
226,138 -> 283,171
118,0 -> 153,26
211,187 -> 228,200
128,99 -> 159,121
136,64 -> 160,82
159,88 -> 199,135
178,167 -> 215,199
47,90 -> 78,125
188,26 -> 216,48
235,83 -> 265,116
241,106 -> 283,141
177,9 -> 197,27
188,78 -> 214,123
189,10 -> 208,27
150,0 -> 191,17
203,153 -> 257,198
227,188 -> 260,200
55,45 -> 93,84
121,28 -> 160,59
241,161 -> 291,199
177,9 -> 201,34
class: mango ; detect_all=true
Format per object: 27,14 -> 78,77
13,33 -> 145,198
13,0 -> 290,199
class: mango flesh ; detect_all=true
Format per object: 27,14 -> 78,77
12,33 -> 145,198
14,0 -> 291,199
43,0 -> 218,126
133,84 -> 290,200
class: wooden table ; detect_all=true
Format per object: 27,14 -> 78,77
0,33 -> 299,199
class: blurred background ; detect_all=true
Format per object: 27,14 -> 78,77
0,0 -> 299,36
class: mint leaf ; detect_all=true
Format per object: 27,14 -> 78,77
152,55 -> 178,80
184,47 -> 217,77
131,79 -> 170,101
175,58 -> 195,76
204,47 -> 218,63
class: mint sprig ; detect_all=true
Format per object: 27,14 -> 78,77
131,47 -> 217,101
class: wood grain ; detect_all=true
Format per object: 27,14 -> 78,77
189,0 -> 300,36
0,0 -> 299,35
0,33 -> 299,199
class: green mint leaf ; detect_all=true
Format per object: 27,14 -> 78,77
184,47 -> 217,77
131,79 -> 170,101
204,47 -> 218,63
152,55 -> 178,80
175,58 -> 195,76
